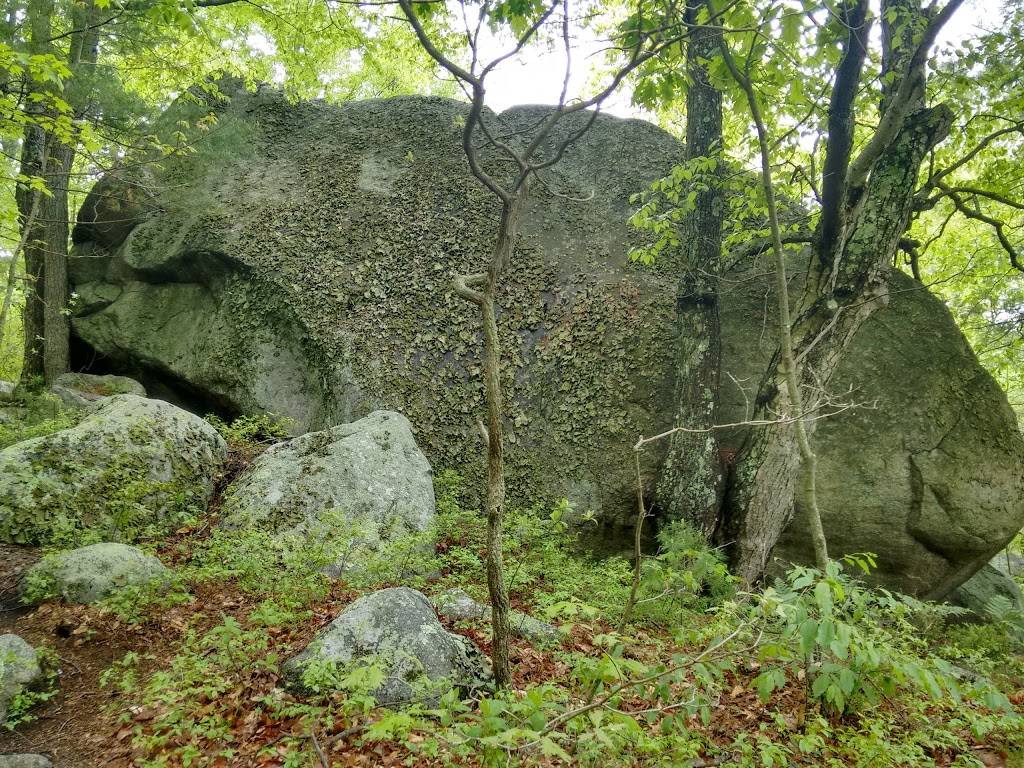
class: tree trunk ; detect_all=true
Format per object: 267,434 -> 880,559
725,105 -> 953,584
17,0 -> 100,384
42,139 -> 75,381
17,125 -> 48,385
656,0 -> 725,537
477,193 -> 527,690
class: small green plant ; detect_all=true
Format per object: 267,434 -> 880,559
97,577 -> 193,625
0,390 -> 80,450
3,646 -> 59,730
204,412 -> 291,445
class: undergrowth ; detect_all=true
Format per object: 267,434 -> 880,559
15,455 -> 1024,767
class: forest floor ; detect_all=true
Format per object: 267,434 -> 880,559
2,525 -> 1023,768
2,426 -> 1024,767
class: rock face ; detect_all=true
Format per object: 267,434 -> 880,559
434,588 -> 559,645
284,587 -> 489,705
220,410 -> 434,543
49,372 -> 146,409
949,563 -> 1024,618
23,543 -> 172,604
0,634 -> 42,724
67,87 -> 1024,598
0,395 -> 226,544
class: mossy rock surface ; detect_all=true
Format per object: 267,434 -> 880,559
23,542 -> 172,604
0,395 -> 226,544
68,89 -> 1024,597
0,634 -> 42,724
283,586 -> 490,706
220,410 -> 435,539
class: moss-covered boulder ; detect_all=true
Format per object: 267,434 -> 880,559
283,586 -> 490,706
0,395 -> 226,544
67,89 -> 1024,598
0,634 -> 42,724
49,372 -> 146,409
220,410 -> 434,544
22,543 -> 172,604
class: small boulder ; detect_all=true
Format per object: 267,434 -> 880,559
23,543 -> 172,604
48,372 -> 146,409
220,410 -> 434,548
0,755 -> 53,768
0,634 -> 43,724
0,380 -> 14,400
434,588 -> 560,645
284,587 -> 489,705
0,395 -> 226,544
948,563 -> 1024,619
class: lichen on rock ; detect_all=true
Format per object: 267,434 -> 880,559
0,395 -> 226,545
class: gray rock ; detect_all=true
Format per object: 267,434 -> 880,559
220,411 -> 434,549
0,634 -> 42,724
990,551 -> 1024,578
67,89 -> 1024,597
48,372 -> 146,409
0,380 -> 14,399
284,587 -> 489,705
23,543 -> 172,604
0,755 -> 53,768
434,588 -> 560,645
948,563 -> 1024,619
0,395 -> 226,544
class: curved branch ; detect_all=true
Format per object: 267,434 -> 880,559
939,182 -> 1022,272
453,271 -> 487,304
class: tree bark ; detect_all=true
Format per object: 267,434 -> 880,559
725,72 -> 954,583
17,0 -> 100,384
656,0 -> 725,537
481,193 -> 529,690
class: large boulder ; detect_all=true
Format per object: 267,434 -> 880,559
283,587 -> 489,705
0,395 -> 226,544
219,410 -> 434,544
0,634 -> 43,724
22,543 -> 172,604
67,89 -> 1024,598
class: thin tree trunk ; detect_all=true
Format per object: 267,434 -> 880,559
462,192 -> 526,690
0,160 -> 44,346
656,0 -> 725,537
17,126 -> 48,385
17,0 -> 100,384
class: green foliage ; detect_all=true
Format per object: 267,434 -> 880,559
182,520 -> 345,610
750,558 -> 1014,719
628,519 -> 736,623
96,576 -> 193,626
203,412 -> 291,445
